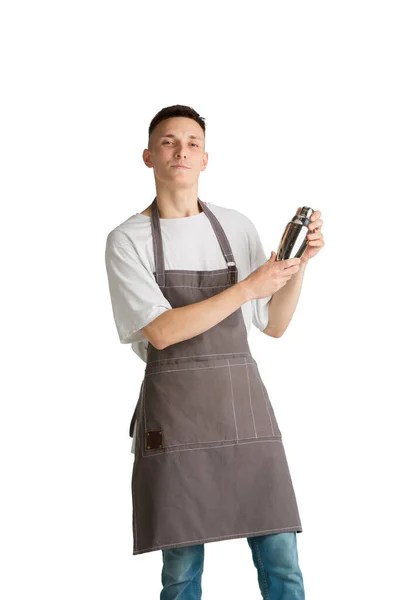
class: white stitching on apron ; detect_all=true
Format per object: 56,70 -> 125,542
143,434 -> 281,451
153,209 -> 165,287
154,269 -> 229,275
158,284 -> 232,288
205,208 -> 235,261
143,376 -> 148,447
215,226 -> 234,260
227,363 -> 239,442
142,436 -> 282,457
245,362 -> 258,438
208,212 -> 233,256
152,211 -> 159,269
146,351 -> 252,365
201,204 -> 233,255
132,456 -> 138,551
145,362 -> 252,376
142,361 -> 277,449
247,360 -> 275,436
143,362 -> 249,448
135,525 -> 302,554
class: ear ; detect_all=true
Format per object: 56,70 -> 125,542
142,148 -> 153,169
200,152 -> 209,171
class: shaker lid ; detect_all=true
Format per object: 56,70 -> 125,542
299,207 -> 313,219
292,206 -> 313,227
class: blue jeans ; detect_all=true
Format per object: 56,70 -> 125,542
160,532 -> 305,599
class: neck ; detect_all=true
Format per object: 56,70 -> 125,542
153,187 -> 203,219
142,188 -> 207,219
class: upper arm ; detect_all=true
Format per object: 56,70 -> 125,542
105,236 -> 172,346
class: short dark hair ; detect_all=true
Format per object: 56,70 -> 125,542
148,105 -> 206,149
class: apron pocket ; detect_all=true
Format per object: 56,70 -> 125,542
143,357 -> 241,450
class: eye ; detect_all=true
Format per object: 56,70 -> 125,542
162,141 -> 199,147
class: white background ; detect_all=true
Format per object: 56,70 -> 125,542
1,1 -> 399,598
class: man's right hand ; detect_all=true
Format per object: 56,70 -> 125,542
243,251 -> 301,300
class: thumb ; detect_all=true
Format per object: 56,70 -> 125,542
269,251 -> 276,261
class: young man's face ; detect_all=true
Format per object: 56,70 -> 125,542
143,117 -> 208,187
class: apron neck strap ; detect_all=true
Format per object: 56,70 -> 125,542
150,197 -> 237,287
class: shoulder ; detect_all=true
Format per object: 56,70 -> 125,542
105,212 -> 149,252
208,203 -> 258,240
208,202 -> 255,227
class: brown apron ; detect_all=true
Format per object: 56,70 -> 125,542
129,197 -> 302,555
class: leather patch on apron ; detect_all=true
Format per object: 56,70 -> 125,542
146,429 -> 163,450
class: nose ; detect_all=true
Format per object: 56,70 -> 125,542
175,146 -> 187,159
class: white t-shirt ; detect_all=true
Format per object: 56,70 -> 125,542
105,201 -> 272,363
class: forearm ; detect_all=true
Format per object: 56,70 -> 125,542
265,260 -> 308,337
148,280 -> 252,350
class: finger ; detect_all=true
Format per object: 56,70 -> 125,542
309,218 -> 323,231
310,210 -> 321,221
281,264 -> 301,275
307,231 -> 323,240
309,218 -> 323,228
281,257 -> 301,268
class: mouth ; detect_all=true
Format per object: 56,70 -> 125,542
172,165 -> 190,169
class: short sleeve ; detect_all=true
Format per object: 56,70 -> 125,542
105,237 -> 172,344
246,217 -> 272,332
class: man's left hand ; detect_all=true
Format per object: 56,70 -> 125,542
296,207 -> 325,264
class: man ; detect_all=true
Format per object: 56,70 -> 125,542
105,104 -> 324,599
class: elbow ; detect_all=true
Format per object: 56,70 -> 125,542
141,308 -> 176,350
154,337 -> 168,350
141,322 -> 169,350
270,330 -> 284,338
263,323 -> 284,338
150,324 -> 171,349
144,331 -> 167,350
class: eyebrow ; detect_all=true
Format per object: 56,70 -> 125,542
160,133 -> 203,141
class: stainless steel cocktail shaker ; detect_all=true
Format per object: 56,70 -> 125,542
276,207 -> 314,261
